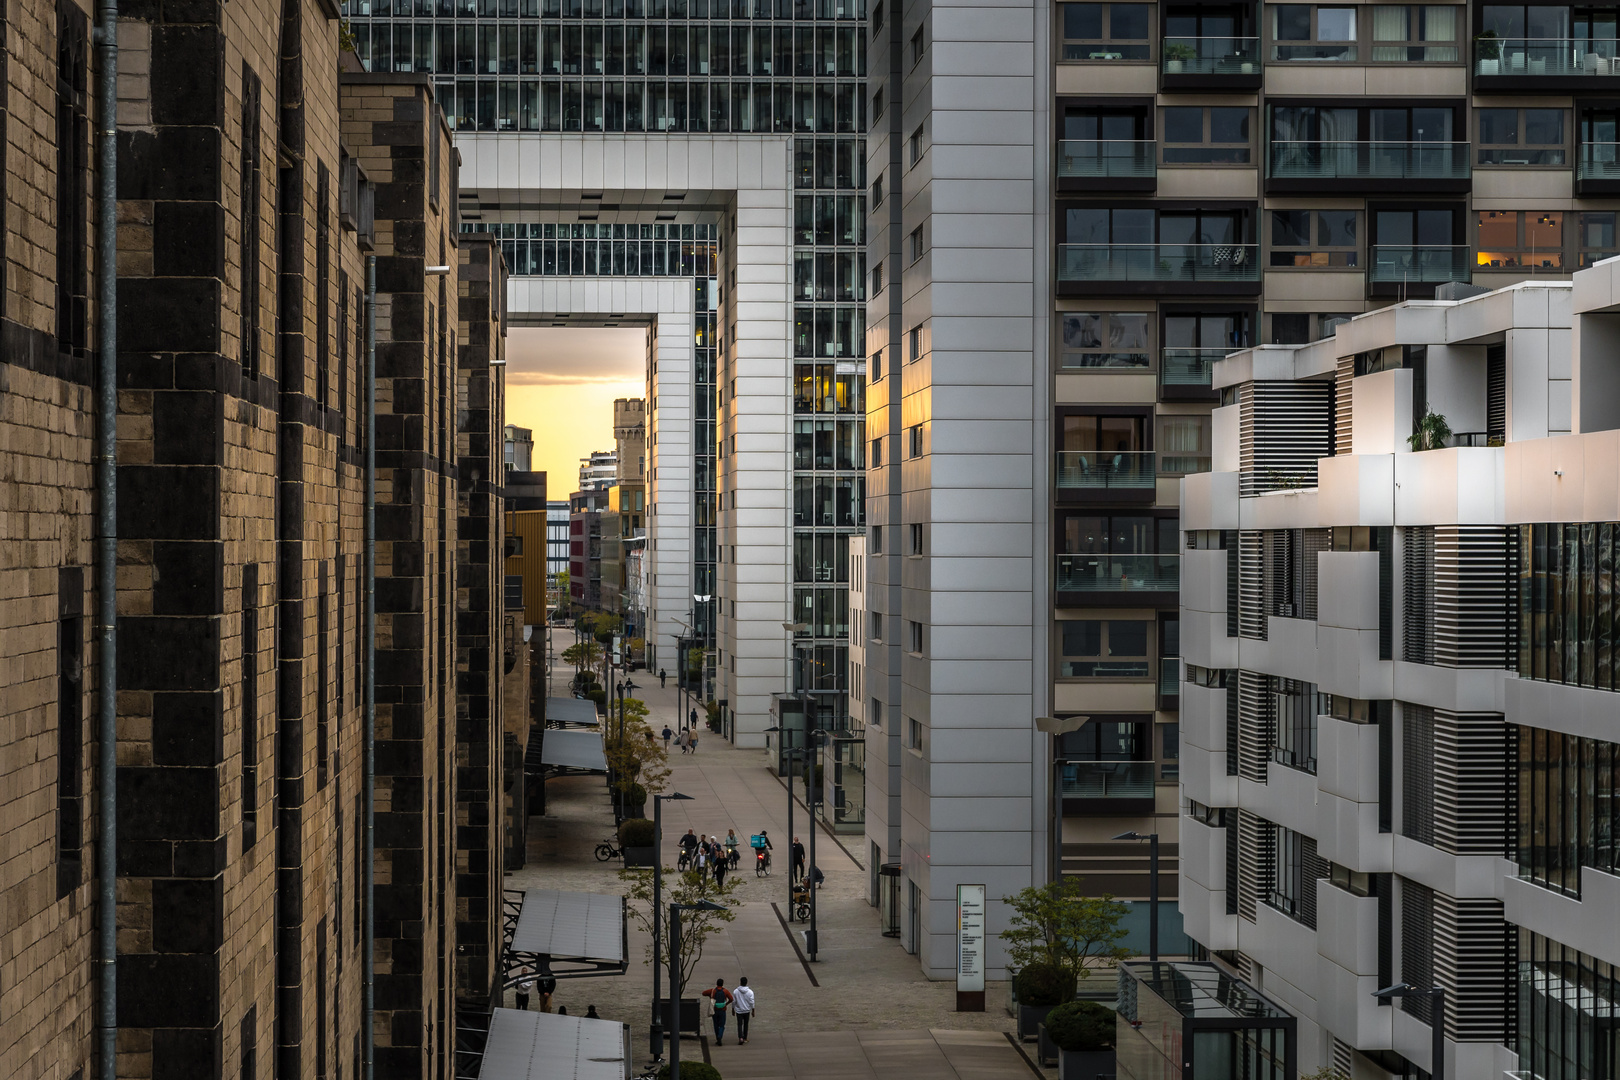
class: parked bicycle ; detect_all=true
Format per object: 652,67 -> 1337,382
594,839 -> 622,862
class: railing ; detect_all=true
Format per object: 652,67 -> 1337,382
1056,553 -> 1180,592
1061,660 -> 1151,678
1161,347 -> 1224,388
1058,140 -> 1157,180
1160,659 -> 1180,696
1160,36 -> 1261,75
1061,761 -> 1157,799
1578,142 -> 1620,181
1056,451 -> 1156,490
1368,245 -> 1471,284
1446,431 -> 1505,448
1058,244 -> 1260,284
1474,37 -> 1620,76
1268,141 -> 1470,181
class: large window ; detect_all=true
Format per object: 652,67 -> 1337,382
1157,414 -> 1212,474
1516,726 -> 1620,898
1579,211 -> 1620,268
1270,4 -> 1358,60
1517,929 -> 1620,1080
1478,107 -> 1566,166
1269,312 -> 1353,344
1059,619 -> 1153,678
1061,513 -> 1179,554
1057,718 -> 1149,759
1265,823 -> 1327,927
1063,413 -> 1145,453
1269,209 -> 1358,267
1271,677 -> 1322,772
1478,210 -> 1564,270
1161,106 -> 1251,164
1369,4 -> 1457,60
1059,312 -> 1151,369
1060,2 -> 1152,59
1517,522 -> 1620,689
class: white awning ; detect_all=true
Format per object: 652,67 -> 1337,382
510,890 -> 626,966
539,728 -> 607,773
546,696 -> 600,727
479,1008 -> 627,1080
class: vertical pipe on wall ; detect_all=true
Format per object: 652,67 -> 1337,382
93,6 -> 119,1080
363,253 -> 377,1080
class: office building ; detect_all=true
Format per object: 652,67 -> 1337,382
860,0 -> 1620,983
0,8 -> 514,1076
548,497 -> 573,591
570,486 -> 610,608
504,422 -> 536,470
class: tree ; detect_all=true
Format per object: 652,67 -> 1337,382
562,639 -> 604,674
1300,1068 -> 1349,1080
620,867 -> 741,997
999,876 -> 1131,979
603,701 -> 670,803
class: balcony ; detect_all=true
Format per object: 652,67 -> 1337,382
1160,347 -> 1222,400
1057,244 -> 1260,296
1577,142 -> 1620,196
1056,553 -> 1179,606
1474,37 -> 1620,91
1056,451 -> 1156,503
1061,761 -> 1158,813
1267,141 -> 1470,194
1057,140 -> 1157,192
1367,245 -> 1470,296
1160,36 -> 1263,90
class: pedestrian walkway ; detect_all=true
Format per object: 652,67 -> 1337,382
503,640 -> 1030,1080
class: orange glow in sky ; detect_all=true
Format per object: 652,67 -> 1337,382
504,327 -> 645,494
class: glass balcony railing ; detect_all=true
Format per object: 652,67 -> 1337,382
1578,142 -> 1620,181
1058,140 -> 1157,180
1060,761 -> 1158,799
1056,553 -> 1180,592
1474,37 -> 1620,76
1268,141 -> 1470,181
1160,36 -> 1262,75
1056,451 -> 1156,490
1058,244 -> 1260,284
1367,245 -> 1470,284
1161,347 -> 1224,388
1159,659 -> 1180,697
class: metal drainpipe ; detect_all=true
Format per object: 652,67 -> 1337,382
93,6 -> 119,1080
363,253 -> 377,1080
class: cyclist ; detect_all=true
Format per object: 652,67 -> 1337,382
754,830 -> 773,873
678,828 -> 698,871
725,829 -> 741,868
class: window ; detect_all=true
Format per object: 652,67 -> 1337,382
1160,723 -> 1180,780
317,563 -> 330,789
870,261 -> 884,295
1269,311 -> 1353,344
872,173 -> 884,207
57,567 -> 84,898
871,524 -> 883,553
1369,4 -> 1457,61
872,348 -> 883,382
871,610 -> 884,640
1579,212 -> 1620,269
909,522 -> 924,554
1478,108 -> 1566,165
908,620 -> 924,653
241,66 -> 263,379
911,25 -> 925,64
909,225 -> 924,262
1060,312 -> 1150,369
908,324 -> 921,361
317,164 -> 331,408
1061,513 -> 1180,555
871,435 -> 884,466
1158,414 -> 1212,474
242,565 -> 260,849
1062,413 -> 1144,459
56,1 -> 90,359
1059,619 -> 1151,677
871,699 -> 883,727
908,424 -> 922,457
872,0 -> 884,32
872,87 -> 884,123
1056,717 -> 1146,760
1161,106 -> 1251,164
1272,676 -> 1323,772
907,716 -> 923,751
909,124 -> 924,166
1272,4 -> 1359,60
1059,3 -> 1152,60
1266,824 -> 1327,927
1478,210 -> 1564,270
1269,210 -> 1358,267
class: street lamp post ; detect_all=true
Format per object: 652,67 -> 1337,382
1372,983 -> 1446,1080
1112,830 -> 1160,962
668,900 -> 727,1080
1035,716 -> 1090,884
803,731 -> 824,961
650,791 -> 693,1061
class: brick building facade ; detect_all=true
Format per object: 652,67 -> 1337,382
0,1 -> 512,1076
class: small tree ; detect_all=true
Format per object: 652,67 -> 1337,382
1300,1068 -> 1349,1080
620,867 -> 741,996
1000,876 -> 1131,980
603,703 -> 670,802
1408,405 -> 1452,452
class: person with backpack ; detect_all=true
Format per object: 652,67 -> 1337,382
662,724 -> 673,750
701,978 -> 733,1044
730,977 -> 755,1044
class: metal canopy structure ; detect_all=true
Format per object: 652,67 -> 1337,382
538,728 -> 608,774
501,888 -> 629,987
476,1007 -> 628,1080
546,696 -> 600,728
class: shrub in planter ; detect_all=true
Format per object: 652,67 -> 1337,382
624,782 -> 648,814
618,817 -> 656,848
1014,963 -> 1073,1007
657,1063 -> 721,1080
1044,1001 -> 1115,1052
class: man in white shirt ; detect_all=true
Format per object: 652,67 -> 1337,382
730,977 -> 755,1044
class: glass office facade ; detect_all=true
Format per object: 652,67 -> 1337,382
1517,522 -> 1620,689
1517,928 -> 1620,1080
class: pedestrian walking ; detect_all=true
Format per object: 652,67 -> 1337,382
791,836 -> 806,882
689,730 -> 700,753
689,707 -> 698,731
701,979 -> 733,1045
694,837 -> 708,873
714,851 -> 728,887
662,725 -> 673,750
730,978 -> 755,1044
514,979 -> 532,1011
586,1005 -> 600,1019
659,668 -> 667,688
539,975 -> 558,1013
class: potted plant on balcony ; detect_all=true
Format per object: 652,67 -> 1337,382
1476,29 -> 1501,75
1163,41 -> 1196,73
1041,1000 -> 1117,1080
1407,406 -> 1452,452
618,816 -> 657,867
999,876 -> 1131,1040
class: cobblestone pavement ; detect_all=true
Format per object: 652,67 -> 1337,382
501,639 -> 1037,1080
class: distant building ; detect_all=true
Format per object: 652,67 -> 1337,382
578,449 -> 616,493
547,500 -> 570,595
503,424 -> 534,473
569,488 -> 609,611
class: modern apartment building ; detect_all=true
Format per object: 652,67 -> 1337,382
548,497 -> 573,589
1172,269 -> 1620,1079
341,0 -> 869,743
603,398 -> 648,624
579,446 -> 619,490
860,0 -> 1620,981
505,422 -> 536,470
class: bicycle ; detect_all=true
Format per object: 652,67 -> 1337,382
791,882 -> 812,922
594,839 -> 622,862
755,847 -> 771,877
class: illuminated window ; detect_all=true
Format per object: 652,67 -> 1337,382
1477,210 -> 1564,270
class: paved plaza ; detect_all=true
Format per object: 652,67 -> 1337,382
504,638 -> 1038,1080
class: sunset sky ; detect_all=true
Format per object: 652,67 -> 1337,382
504,326 -> 645,496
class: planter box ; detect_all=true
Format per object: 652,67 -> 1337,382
652,998 -> 702,1034
1036,1024 -> 1058,1067
1018,1003 -> 1055,1042
622,846 -> 656,868
1058,1048 -> 1116,1080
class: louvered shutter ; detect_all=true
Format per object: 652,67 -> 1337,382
1435,526 -> 1509,668
1299,528 -> 1329,620
1434,893 -> 1508,1041
1237,671 -> 1272,783
1403,704 -> 1436,845
1236,809 -> 1271,923
1433,710 -> 1508,855
1401,880 -> 1436,1023
1404,526 -> 1435,663
1239,381 -> 1335,495
1335,355 -> 1355,457
1238,531 -> 1266,640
